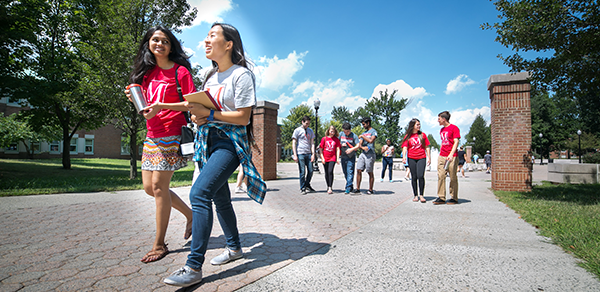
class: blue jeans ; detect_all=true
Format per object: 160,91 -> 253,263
187,128 -> 241,270
341,156 -> 355,192
381,157 -> 393,180
297,153 -> 313,190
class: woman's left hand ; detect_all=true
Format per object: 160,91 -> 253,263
191,114 -> 207,126
142,102 -> 160,119
186,102 -> 210,119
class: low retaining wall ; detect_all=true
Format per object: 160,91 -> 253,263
547,163 -> 600,184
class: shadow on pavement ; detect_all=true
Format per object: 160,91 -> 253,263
178,232 -> 329,291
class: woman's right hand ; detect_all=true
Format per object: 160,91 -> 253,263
124,89 -> 133,103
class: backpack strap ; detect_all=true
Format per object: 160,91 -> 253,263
174,65 -> 191,124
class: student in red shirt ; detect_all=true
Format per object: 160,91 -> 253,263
320,125 -> 341,194
125,26 -> 194,263
434,111 -> 461,205
401,118 -> 431,203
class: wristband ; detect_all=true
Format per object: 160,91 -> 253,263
207,109 -> 214,121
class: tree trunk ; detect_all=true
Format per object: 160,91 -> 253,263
129,131 -> 138,179
62,126 -> 71,169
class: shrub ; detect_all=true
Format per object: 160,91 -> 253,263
582,152 -> 600,164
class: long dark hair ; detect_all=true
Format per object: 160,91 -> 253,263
402,118 -> 424,146
130,26 -> 192,84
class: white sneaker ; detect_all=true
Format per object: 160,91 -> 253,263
210,247 -> 243,265
235,186 -> 246,193
380,178 -> 384,182
163,266 -> 203,287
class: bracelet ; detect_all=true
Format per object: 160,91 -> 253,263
207,109 -> 214,121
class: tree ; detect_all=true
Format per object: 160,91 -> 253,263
483,0 -> 600,134
427,134 -> 440,151
74,0 -> 197,178
464,114 -> 491,156
281,104 -> 314,149
2,0 -> 108,169
331,106 -> 353,126
363,89 -> 408,146
0,113 -> 60,158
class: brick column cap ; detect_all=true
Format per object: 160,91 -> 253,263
257,100 -> 279,110
487,72 -> 531,90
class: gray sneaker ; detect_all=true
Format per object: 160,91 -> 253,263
163,266 -> 202,287
210,247 -> 243,265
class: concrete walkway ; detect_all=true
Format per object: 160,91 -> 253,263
1,162 -> 598,291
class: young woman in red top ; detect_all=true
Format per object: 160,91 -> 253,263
401,118 -> 431,203
320,125 -> 341,194
125,26 -> 194,263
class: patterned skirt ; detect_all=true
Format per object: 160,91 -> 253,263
141,135 -> 188,171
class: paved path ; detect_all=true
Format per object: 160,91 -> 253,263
1,162 -> 598,291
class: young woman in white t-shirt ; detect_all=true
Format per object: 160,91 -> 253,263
164,23 -> 266,287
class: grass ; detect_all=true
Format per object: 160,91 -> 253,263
494,182 -> 600,279
0,158 -> 238,196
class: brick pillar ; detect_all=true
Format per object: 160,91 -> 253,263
252,101 -> 279,180
488,72 -> 533,191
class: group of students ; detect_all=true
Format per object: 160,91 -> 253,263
292,111 -> 462,206
124,24 -> 266,287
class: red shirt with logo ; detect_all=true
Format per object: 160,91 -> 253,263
319,136 -> 341,162
439,124 -> 461,157
401,132 -> 430,160
142,65 -> 196,138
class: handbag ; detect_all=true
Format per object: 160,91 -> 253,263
175,65 -> 195,157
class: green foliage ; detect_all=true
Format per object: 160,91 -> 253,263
0,113 -> 34,148
483,0 -> 600,135
582,152 -> 600,164
363,89 -> 408,146
464,114 -> 491,156
427,133 -> 440,151
280,104 -> 314,149
494,183 -> 600,278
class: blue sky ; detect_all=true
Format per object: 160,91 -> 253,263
177,0 -> 514,143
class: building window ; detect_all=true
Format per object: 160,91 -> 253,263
70,138 -> 78,153
85,139 -> 94,154
5,142 -> 18,152
31,142 -> 41,153
121,135 -> 129,154
50,141 -> 60,153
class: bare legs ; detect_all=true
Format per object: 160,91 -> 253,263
142,170 -> 193,261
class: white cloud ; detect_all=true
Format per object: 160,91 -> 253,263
272,93 -> 295,113
182,46 -> 195,58
445,74 -> 476,95
292,79 -> 366,116
292,80 -> 319,95
188,0 -> 234,27
371,80 -> 430,107
254,51 -> 307,91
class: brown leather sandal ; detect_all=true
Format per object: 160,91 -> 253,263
141,244 -> 169,263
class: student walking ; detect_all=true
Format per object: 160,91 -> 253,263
339,122 -> 360,194
125,26 -> 194,263
434,111 -> 460,205
381,139 -> 395,182
164,23 -> 266,287
319,125 -> 341,194
401,118 -> 431,203
292,116 -> 316,194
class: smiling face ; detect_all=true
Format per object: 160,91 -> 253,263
148,30 -> 171,60
413,121 -> 421,133
205,25 -> 232,63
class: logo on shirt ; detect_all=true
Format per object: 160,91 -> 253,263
324,140 -> 336,152
410,137 -> 422,149
206,85 -> 225,110
441,131 -> 451,145
147,80 -> 169,103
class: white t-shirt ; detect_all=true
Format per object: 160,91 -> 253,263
203,65 -> 256,124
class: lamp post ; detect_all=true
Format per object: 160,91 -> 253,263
577,129 -> 582,164
472,137 -> 476,163
313,99 -> 321,172
539,133 -> 543,165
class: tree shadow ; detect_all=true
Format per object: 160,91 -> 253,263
529,183 -> 600,205
176,233 -> 329,291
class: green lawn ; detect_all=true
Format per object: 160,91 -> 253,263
494,182 -> 600,279
0,158 -> 237,196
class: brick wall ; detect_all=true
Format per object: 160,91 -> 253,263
488,73 -> 533,191
252,101 -> 279,180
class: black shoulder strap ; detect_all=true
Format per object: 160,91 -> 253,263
174,65 -> 191,124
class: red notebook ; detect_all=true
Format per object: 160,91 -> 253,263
183,91 -> 220,110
